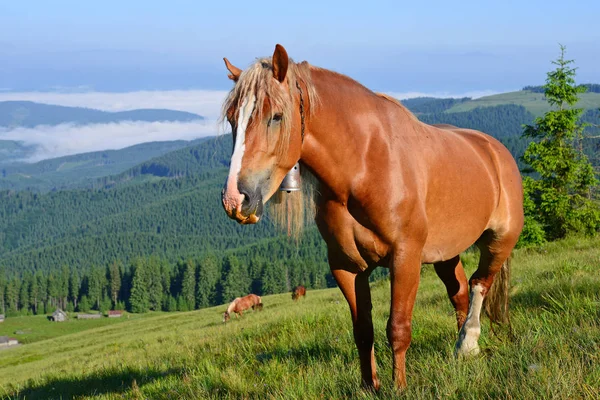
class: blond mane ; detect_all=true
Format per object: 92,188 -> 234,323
220,58 -> 319,156
220,57 -> 321,239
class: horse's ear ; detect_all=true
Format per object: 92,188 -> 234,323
223,57 -> 242,82
272,44 -> 288,83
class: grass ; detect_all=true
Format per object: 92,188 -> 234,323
1,236 -> 599,399
0,312 -> 152,344
447,91 -> 600,117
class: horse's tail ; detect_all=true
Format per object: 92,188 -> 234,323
484,257 -> 511,325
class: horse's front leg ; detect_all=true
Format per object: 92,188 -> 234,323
387,246 -> 422,390
331,262 -> 380,391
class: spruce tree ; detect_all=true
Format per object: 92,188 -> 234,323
108,261 -> 122,309
521,45 -> 600,244
196,253 -> 220,308
181,260 -> 197,310
129,259 -> 150,313
147,257 -> 164,311
220,255 -> 250,302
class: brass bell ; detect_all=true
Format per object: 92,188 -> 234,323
279,162 -> 301,192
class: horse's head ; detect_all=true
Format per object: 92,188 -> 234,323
222,311 -> 230,323
220,44 -> 308,224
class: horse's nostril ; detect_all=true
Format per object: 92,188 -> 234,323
239,190 -> 251,206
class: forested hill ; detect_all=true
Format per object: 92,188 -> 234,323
98,135 -> 232,186
0,138 -> 211,191
0,101 -> 204,128
1,91 -> 600,316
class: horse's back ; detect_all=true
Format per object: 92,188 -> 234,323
411,123 -> 523,261
432,124 -> 524,228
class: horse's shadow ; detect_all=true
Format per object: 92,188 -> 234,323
10,366 -> 184,399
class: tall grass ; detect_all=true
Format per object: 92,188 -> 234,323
1,236 -> 599,399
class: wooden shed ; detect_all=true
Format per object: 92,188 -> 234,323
108,310 -> 123,318
0,336 -> 19,348
50,309 -> 67,322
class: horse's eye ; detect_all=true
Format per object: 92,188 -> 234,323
271,113 -> 283,122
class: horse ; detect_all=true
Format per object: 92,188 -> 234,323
219,44 -> 524,391
292,285 -> 306,301
222,294 -> 263,323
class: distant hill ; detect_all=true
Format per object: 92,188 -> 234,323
0,140 -> 37,164
0,101 -> 204,128
444,89 -> 600,117
0,138 -> 213,191
96,135 -> 232,188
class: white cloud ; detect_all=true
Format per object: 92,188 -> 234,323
0,120 -> 220,162
0,88 -> 506,163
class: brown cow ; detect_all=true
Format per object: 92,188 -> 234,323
222,294 -> 263,322
292,285 -> 306,301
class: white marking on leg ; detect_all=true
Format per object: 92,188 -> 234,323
455,283 -> 484,356
223,95 -> 256,209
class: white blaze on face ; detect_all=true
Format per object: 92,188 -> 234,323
223,95 -> 256,211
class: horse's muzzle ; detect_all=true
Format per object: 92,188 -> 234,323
221,184 -> 263,224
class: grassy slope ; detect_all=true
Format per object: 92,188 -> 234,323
1,236 -> 599,399
447,91 -> 600,117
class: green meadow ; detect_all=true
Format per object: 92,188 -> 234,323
1,236 -> 599,399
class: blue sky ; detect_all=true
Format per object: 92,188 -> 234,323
1,0 -> 599,93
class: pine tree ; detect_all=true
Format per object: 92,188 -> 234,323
108,261 -> 122,309
129,259 -> 150,313
30,272 -> 40,314
196,253 -> 220,308
59,266 -> 69,310
19,274 -> 31,314
87,267 -> 104,310
0,273 -> 5,314
521,45 -> 600,244
181,260 -> 196,310
6,278 -> 20,313
147,257 -> 164,311
69,269 -> 81,310
47,273 -> 59,310
220,255 -> 250,302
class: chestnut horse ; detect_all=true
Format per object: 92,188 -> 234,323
292,285 -> 306,301
222,294 -> 263,323
220,45 -> 524,390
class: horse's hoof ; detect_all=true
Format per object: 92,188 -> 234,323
454,342 -> 481,358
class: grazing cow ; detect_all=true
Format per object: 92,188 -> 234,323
292,285 -> 307,301
223,294 -> 263,322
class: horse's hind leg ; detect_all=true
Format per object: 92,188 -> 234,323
434,255 -> 469,331
331,265 -> 380,391
455,230 -> 518,357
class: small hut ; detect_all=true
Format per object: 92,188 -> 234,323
108,310 -> 123,318
0,336 -> 19,348
0,314 -> 4,323
77,313 -> 102,320
50,309 -> 67,322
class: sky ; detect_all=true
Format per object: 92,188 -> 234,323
1,0 -> 599,93
0,1 -> 599,160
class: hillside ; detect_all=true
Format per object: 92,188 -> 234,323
0,101 -> 204,128
445,90 -> 600,117
1,236 -> 598,399
0,138 -> 212,191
